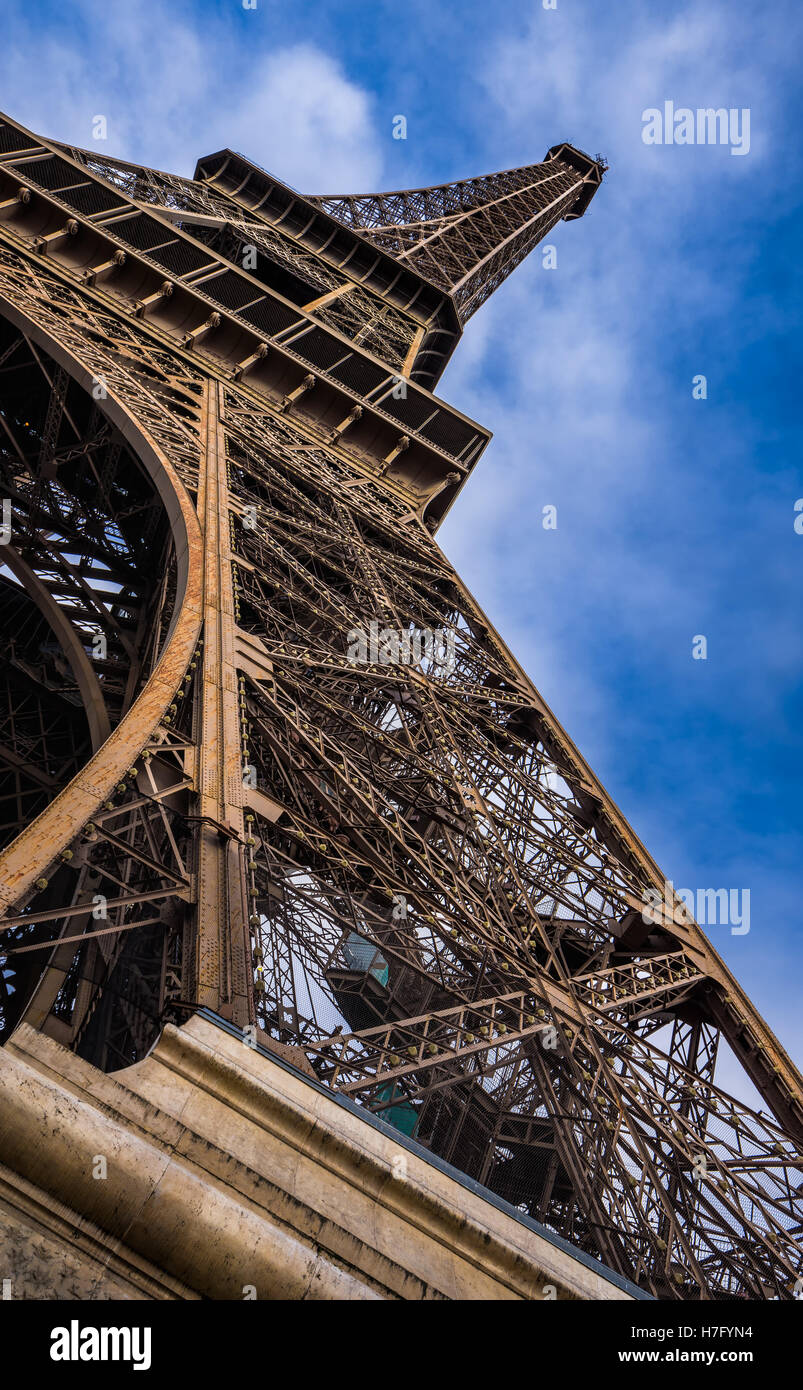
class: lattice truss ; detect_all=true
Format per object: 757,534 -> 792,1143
217,392 -> 803,1302
1,721 -> 197,1069
62,149 -> 419,371
307,156 -> 595,321
0,239 -> 204,1065
0,119 -> 800,1303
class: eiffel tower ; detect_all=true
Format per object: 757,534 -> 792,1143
0,109 -> 799,1302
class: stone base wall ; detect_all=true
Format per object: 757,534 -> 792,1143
0,1014 -> 636,1301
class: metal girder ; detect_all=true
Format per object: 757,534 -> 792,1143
0,108 -> 799,1301
307,144 -> 605,322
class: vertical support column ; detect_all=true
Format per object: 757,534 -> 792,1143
193,379 -> 254,1027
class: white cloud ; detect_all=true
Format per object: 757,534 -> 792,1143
229,46 -> 382,191
484,5 -> 778,181
0,2 -> 382,188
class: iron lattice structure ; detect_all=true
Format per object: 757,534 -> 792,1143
0,111 -> 800,1301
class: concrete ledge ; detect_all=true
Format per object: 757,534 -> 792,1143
0,1014 -> 638,1301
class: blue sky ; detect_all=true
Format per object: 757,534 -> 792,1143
1,0 -> 801,1070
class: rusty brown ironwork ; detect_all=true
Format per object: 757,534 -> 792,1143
0,109 -> 800,1300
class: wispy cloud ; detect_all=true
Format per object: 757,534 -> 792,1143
0,0 -> 383,186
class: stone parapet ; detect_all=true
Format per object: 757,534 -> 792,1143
0,1014 -> 638,1301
